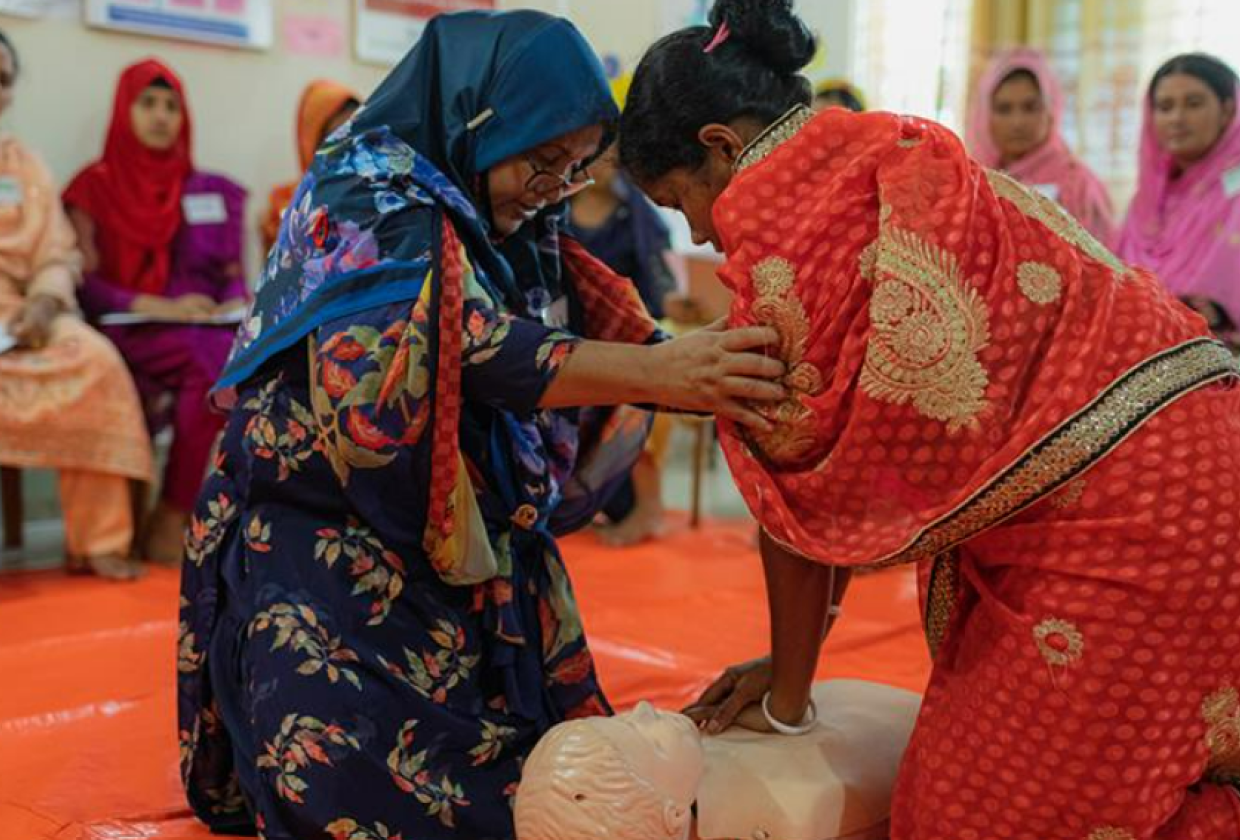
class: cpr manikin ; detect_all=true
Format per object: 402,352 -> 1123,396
514,681 -> 921,840
515,700 -> 704,840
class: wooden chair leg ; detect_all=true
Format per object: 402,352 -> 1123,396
690,422 -> 710,529
129,479 -> 150,558
1,466 -> 23,550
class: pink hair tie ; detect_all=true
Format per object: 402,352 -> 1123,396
703,20 -> 731,54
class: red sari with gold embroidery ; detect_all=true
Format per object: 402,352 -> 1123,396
714,106 -> 1240,839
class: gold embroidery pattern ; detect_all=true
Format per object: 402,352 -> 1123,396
1202,685 -> 1240,784
734,105 -> 817,173
867,339 -> 1238,568
745,257 -> 825,464
1088,829 -> 1135,840
861,226 -> 991,432
859,240 -> 879,282
1033,617 -> 1085,667
1049,479 -> 1087,510
1017,261 -> 1063,305
987,169 -> 1130,279
924,552 -> 960,661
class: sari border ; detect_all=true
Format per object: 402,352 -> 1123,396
734,105 -> 817,174
867,338 -> 1238,569
923,550 -> 961,660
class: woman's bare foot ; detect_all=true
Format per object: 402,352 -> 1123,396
142,503 -> 190,566
597,502 -> 665,547
67,553 -> 145,581
597,456 -> 667,548
90,553 -> 146,580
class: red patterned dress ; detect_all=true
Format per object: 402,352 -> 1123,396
714,106 -> 1240,839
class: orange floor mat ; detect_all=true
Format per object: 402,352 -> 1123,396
0,517 -> 929,840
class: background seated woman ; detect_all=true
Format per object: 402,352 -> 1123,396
0,30 -> 151,581
1118,53 -> 1240,349
64,59 -> 248,565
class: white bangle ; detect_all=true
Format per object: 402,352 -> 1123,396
761,691 -> 817,736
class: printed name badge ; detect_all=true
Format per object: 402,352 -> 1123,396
0,176 -> 24,207
1224,166 -> 1240,199
182,193 -> 227,225
1032,183 -> 1061,203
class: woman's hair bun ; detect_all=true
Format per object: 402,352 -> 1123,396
708,0 -> 817,75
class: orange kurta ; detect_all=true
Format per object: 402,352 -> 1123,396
0,136 -> 150,483
714,107 -> 1240,838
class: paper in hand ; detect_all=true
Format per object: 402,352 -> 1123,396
98,306 -> 247,327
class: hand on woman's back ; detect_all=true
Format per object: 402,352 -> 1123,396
649,319 -> 786,430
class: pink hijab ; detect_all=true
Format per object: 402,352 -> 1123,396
1117,78 -> 1240,323
967,48 -> 1116,246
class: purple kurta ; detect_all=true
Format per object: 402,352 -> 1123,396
77,170 -> 247,511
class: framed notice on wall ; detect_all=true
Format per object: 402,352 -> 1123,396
85,0 -> 273,50
354,0 -> 495,67
0,0 -> 80,18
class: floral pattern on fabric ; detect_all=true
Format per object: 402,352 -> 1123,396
180,279 -> 610,837
181,26 -> 655,825
173,145 -> 649,838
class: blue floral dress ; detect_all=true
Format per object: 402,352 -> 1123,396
178,134 -> 650,840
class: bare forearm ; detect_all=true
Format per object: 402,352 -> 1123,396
761,530 -> 835,724
539,340 -> 657,409
538,323 -> 785,428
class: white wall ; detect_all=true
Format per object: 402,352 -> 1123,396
2,0 -> 388,276
0,0 -> 855,275
549,0 -> 855,86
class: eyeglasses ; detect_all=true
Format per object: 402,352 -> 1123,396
524,153 -> 595,199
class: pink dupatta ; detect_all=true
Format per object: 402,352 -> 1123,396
967,48 -> 1116,246
1117,81 -> 1240,322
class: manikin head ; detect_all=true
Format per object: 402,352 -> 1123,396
515,702 -> 704,840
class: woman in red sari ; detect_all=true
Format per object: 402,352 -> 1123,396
619,1 -> 1240,837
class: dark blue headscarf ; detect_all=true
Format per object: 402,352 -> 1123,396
214,10 -> 618,405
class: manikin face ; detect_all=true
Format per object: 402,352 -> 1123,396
594,702 -> 703,808
513,704 -> 705,840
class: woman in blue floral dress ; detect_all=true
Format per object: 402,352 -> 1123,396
176,10 -> 784,840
